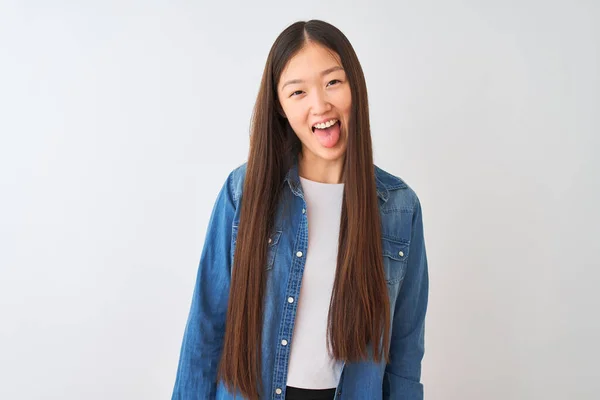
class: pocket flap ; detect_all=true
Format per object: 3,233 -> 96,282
382,237 -> 410,262
267,230 -> 282,247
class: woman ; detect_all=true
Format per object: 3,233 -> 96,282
172,20 -> 429,400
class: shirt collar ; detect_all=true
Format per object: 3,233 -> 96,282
284,155 -> 405,202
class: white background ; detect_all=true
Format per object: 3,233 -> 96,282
1,1 -> 599,399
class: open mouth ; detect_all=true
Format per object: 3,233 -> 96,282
311,120 -> 342,148
312,119 -> 341,133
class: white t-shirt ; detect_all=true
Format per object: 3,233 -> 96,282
285,176 -> 345,389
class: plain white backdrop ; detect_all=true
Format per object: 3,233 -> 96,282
1,1 -> 599,399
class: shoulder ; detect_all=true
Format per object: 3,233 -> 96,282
374,164 -> 421,213
225,162 -> 248,203
225,162 -> 422,212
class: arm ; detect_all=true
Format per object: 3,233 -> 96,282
384,196 -> 429,400
172,172 -> 236,399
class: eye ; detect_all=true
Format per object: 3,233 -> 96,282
290,90 -> 304,98
327,79 -> 341,87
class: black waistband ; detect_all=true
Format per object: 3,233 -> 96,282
285,386 -> 336,400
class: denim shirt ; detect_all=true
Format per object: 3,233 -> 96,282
172,160 -> 429,400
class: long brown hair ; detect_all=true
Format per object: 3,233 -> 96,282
217,20 -> 390,399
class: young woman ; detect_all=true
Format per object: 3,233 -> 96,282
172,20 -> 429,400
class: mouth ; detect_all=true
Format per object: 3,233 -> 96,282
311,119 -> 342,149
312,118 -> 340,132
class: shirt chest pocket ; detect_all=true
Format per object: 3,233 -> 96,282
265,230 -> 282,270
232,225 -> 282,270
381,237 -> 410,285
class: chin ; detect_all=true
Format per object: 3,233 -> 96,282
316,146 -> 346,162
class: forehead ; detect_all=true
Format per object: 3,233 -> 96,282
279,43 -> 343,83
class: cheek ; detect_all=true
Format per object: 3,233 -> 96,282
342,89 -> 352,115
284,106 -> 310,134
288,115 -> 304,132
332,87 -> 352,121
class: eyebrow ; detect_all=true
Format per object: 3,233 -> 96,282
280,66 -> 345,91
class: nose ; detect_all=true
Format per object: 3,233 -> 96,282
310,87 -> 331,115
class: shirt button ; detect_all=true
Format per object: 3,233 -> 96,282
302,208 -> 306,214
296,251 -> 303,257
275,388 -> 282,395
281,339 -> 288,346
398,251 -> 404,257
287,297 -> 294,303
268,237 -> 272,244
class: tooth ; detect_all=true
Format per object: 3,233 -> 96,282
314,119 -> 339,129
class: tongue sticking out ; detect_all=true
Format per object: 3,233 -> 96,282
313,122 -> 341,148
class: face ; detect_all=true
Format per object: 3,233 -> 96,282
277,42 -> 352,166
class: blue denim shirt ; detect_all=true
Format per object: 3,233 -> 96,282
172,160 -> 429,400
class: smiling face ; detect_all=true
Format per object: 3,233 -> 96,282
277,42 -> 352,175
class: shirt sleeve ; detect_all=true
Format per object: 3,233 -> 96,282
171,172 -> 236,400
383,195 -> 429,400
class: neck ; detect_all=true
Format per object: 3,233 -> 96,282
297,152 -> 345,184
